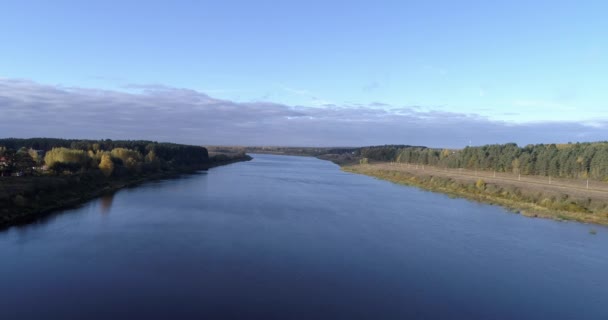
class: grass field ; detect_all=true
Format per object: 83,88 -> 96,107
344,162 -> 608,226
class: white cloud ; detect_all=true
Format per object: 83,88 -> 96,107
1,78 -> 608,147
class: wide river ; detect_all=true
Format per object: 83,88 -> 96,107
1,154 -> 607,319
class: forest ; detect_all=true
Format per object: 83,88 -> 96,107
358,142 -> 608,181
0,138 -> 254,228
0,138 -> 209,177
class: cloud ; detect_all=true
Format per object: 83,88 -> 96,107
369,102 -> 390,107
280,86 -> 335,107
1,78 -> 608,147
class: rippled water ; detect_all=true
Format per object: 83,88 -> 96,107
1,154 -> 607,319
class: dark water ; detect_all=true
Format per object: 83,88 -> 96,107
1,154 -> 607,319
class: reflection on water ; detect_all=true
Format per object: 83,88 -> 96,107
99,193 -> 115,214
0,154 -> 607,320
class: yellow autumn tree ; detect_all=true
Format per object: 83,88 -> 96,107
99,153 -> 114,177
111,148 -> 142,172
145,150 -> 161,171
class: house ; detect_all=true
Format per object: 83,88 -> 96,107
0,156 -> 11,177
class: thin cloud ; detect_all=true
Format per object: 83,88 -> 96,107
1,78 -> 608,147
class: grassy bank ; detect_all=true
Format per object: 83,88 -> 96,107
0,154 -> 252,229
344,164 -> 608,226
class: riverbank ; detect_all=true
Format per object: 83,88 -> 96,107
0,154 -> 252,229
344,163 -> 608,226
207,146 -> 361,165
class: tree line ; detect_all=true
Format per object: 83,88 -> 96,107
357,142 -> 608,181
0,138 -> 209,177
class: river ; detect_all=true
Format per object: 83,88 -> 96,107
1,154 -> 607,319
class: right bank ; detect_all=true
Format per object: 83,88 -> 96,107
343,163 -> 608,226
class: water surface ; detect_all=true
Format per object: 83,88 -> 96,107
1,154 -> 607,319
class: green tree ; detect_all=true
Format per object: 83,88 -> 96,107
145,150 -> 161,171
28,148 -> 42,165
14,152 -> 36,175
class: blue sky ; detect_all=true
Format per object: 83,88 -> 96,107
1,1 -> 607,146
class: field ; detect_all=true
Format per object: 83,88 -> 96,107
345,162 -> 608,225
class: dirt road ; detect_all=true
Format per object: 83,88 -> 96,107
369,162 -> 608,202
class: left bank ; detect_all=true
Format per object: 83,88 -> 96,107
0,153 -> 252,230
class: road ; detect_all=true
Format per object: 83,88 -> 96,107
370,162 -> 608,201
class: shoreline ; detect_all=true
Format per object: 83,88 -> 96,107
343,163 -> 608,226
0,155 -> 252,230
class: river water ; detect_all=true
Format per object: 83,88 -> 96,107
1,154 -> 607,319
